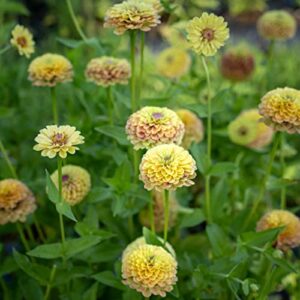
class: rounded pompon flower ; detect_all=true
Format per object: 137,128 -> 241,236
257,10 -> 297,41
50,165 -> 91,206
176,109 -> 204,149
256,210 -> 300,251
142,0 -> 163,14
220,46 -> 255,81
0,179 -> 36,225
139,191 -> 178,232
126,106 -> 185,150
139,144 -> 197,191
186,12 -> 229,56
228,109 -> 273,150
122,240 -> 177,297
259,87 -> 300,134
33,125 -> 84,159
156,47 -> 191,79
10,25 -> 35,58
28,53 -> 73,87
104,0 -> 161,35
85,56 -> 131,87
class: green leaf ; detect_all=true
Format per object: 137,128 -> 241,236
75,222 -> 115,239
95,126 -> 130,145
179,208 -> 205,228
83,283 -> 98,300
170,284 -> 180,298
56,201 -> 77,222
0,1 -> 29,15
45,169 -> 59,204
27,243 -> 62,259
57,37 -> 103,52
92,271 -> 126,290
143,227 -> 164,247
18,277 -> 43,300
0,256 -> 18,276
264,249 -> 297,272
207,162 -> 237,176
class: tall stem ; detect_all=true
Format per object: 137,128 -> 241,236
149,192 -> 155,233
0,139 -> 17,179
130,30 -> 137,112
138,31 -> 145,103
280,132 -> 286,209
43,264 -> 57,300
0,44 -> 11,56
34,215 -> 46,242
163,190 -> 170,244
16,222 -> 30,252
65,0 -> 88,42
107,86 -> 114,125
201,56 -> 212,224
51,87 -> 58,125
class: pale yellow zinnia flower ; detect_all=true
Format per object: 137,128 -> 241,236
186,12 -> 229,56
10,25 -> 35,58
33,125 -> 84,159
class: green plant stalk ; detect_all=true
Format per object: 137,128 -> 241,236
43,264 -> 57,300
34,215 -> 46,243
280,132 -> 286,209
16,222 -> 30,252
138,31 -> 145,103
257,263 -> 276,300
65,0 -> 88,42
201,56 -> 212,224
107,86 -> 114,125
0,278 -> 9,300
149,192 -> 155,233
0,139 -> 18,179
0,44 -> 11,56
163,190 -> 170,244
25,224 -> 35,244
51,87 -> 58,125
130,30 -> 137,112
242,133 -> 280,230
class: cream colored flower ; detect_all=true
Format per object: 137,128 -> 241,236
139,144 -> 197,191
10,25 -> 35,58
0,179 -> 36,224
186,12 -> 229,56
51,165 -> 91,205
33,125 -> 84,159
28,53 -> 73,87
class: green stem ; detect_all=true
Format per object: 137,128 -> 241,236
16,222 -> 30,252
51,87 -> 58,125
107,86 -> 114,125
280,132 -> 286,209
0,44 -> 11,56
257,263 -> 276,300
138,31 -> 145,104
201,56 -> 212,224
0,139 -> 17,179
242,133 -> 280,230
65,0 -> 88,42
0,278 -> 9,300
149,193 -> 155,233
43,264 -> 57,300
25,224 -> 35,244
34,215 -> 46,242
163,190 -> 170,244
130,30 -> 137,112
128,215 -> 134,239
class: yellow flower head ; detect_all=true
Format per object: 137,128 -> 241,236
259,87 -> 300,134
139,144 -> 197,191
85,56 -> 131,87
33,125 -> 84,159
122,241 -> 177,297
50,165 -> 91,206
176,109 -> 204,149
156,47 -> 191,79
186,13 -> 229,56
126,106 -> 185,150
257,210 -> 300,251
139,191 -> 178,232
10,25 -> 35,58
104,0 -> 161,35
228,109 -> 273,149
28,53 -> 73,87
0,179 -> 36,225
142,0 -> 163,14
257,10 -> 297,41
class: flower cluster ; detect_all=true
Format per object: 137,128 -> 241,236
259,87 -> 300,133
139,144 -> 197,191
28,53 -> 73,87
126,106 -> 185,150
0,179 -> 36,225
85,56 -> 131,87
257,210 -> 300,251
10,25 -> 35,58
51,165 -> 91,206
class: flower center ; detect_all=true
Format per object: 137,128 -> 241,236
16,36 -> 27,47
201,28 -> 215,41
62,175 -> 70,182
238,126 -> 248,136
152,112 -> 163,120
52,133 -> 67,146
166,55 -> 174,64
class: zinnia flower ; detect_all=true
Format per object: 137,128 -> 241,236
156,47 -> 191,79
139,191 -> 178,232
228,109 -> 273,149
256,210 -> 300,251
33,125 -> 84,159
257,10 -> 297,41
85,56 -> 131,87
10,25 -> 35,58
176,109 -> 204,149
0,179 -> 36,225
141,0 -> 163,14
122,240 -> 177,297
28,53 -> 73,87
126,106 -> 185,150
186,12 -> 229,56
50,165 -> 91,206
259,87 -> 300,134
139,144 -> 197,191
104,0 -> 161,35
220,46 -> 255,81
